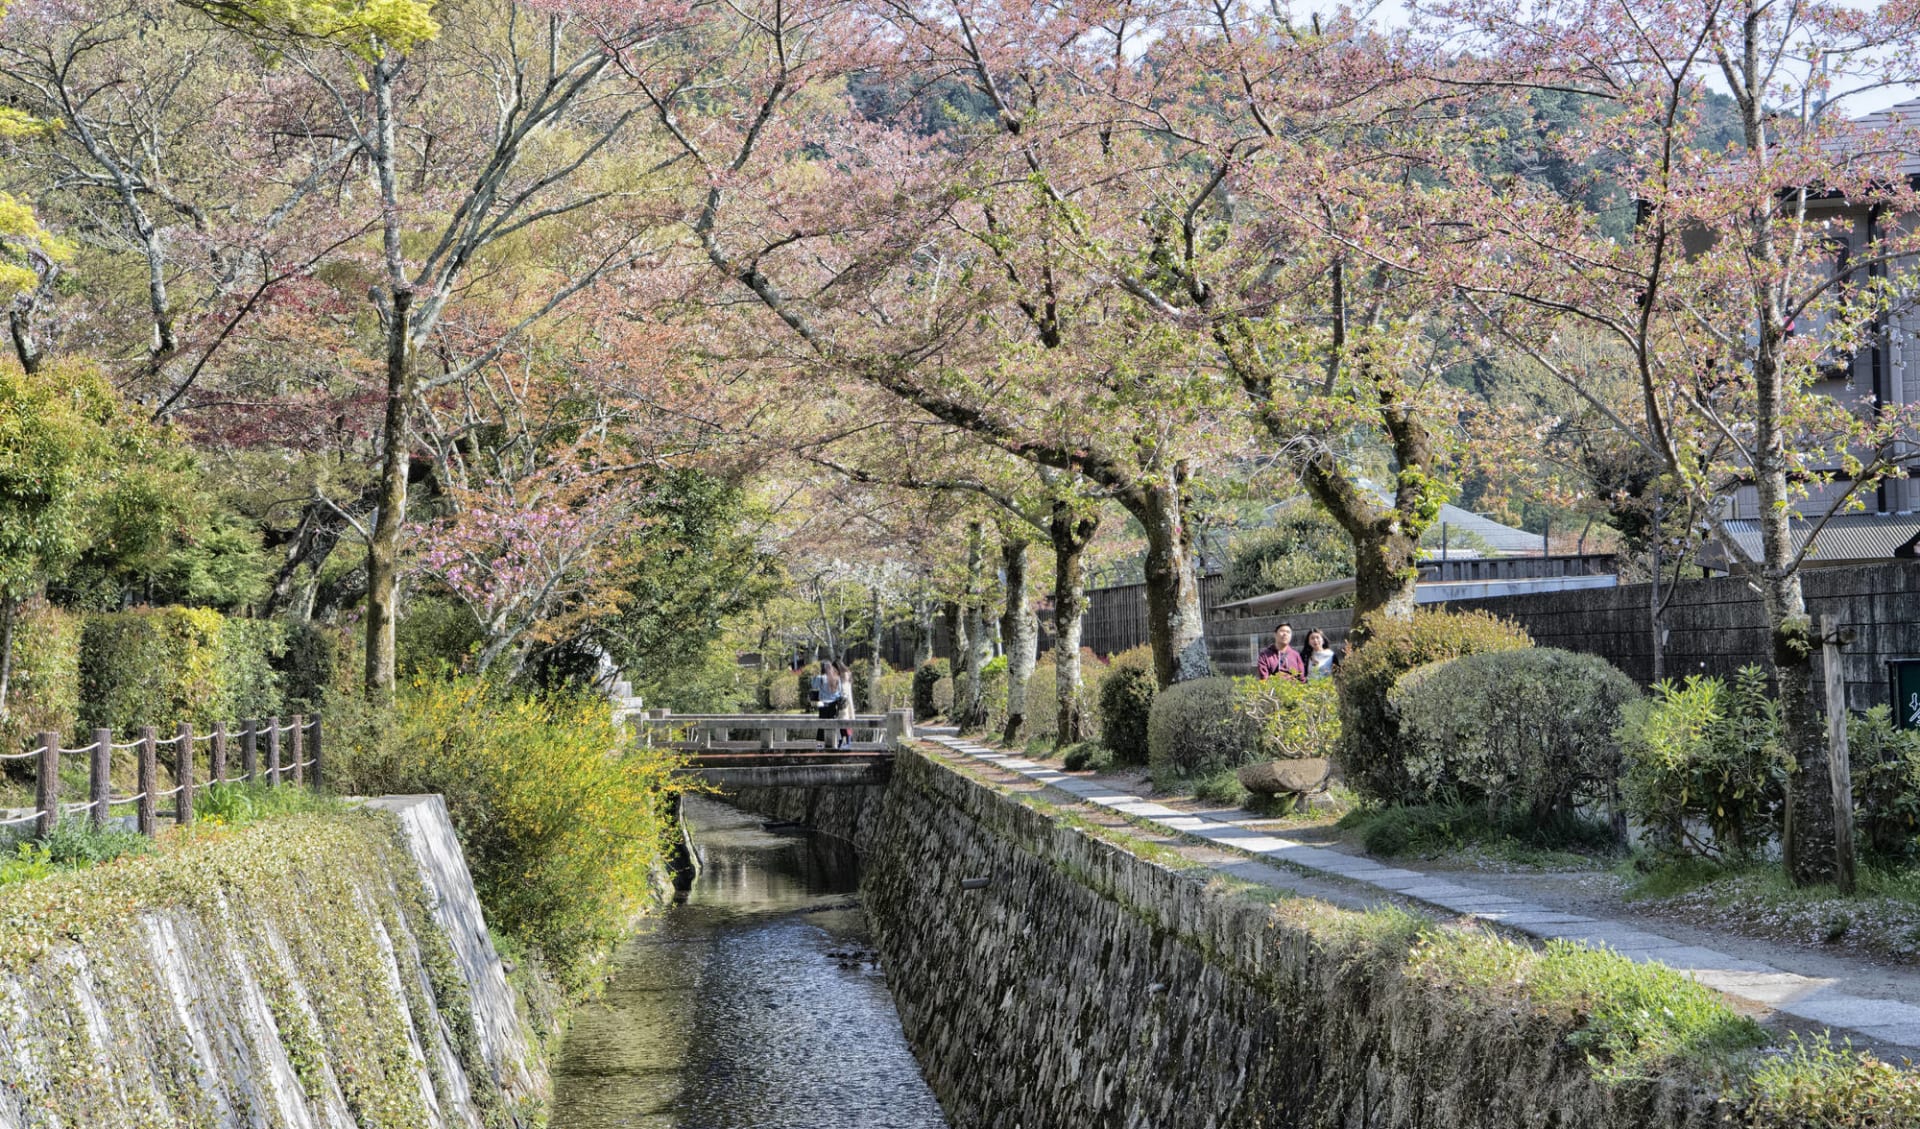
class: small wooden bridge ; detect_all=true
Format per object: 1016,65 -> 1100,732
627,709 -> 914,769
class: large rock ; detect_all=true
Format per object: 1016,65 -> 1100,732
1237,757 -> 1332,795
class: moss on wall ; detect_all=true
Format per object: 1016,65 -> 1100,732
866,749 -> 1915,1129
0,810 -> 543,1128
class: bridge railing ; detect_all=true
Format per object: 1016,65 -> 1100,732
631,709 -> 914,756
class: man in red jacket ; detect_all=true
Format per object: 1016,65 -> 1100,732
1256,623 -> 1306,683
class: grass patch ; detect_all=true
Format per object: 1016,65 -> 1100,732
1747,1033 -> 1920,1125
196,780 -> 343,828
1410,927 -> 1766,1080
1339,801 -> 1619,864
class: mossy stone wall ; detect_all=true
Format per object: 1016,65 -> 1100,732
0,807 -> 545,1128
864,750 -> 1735,1129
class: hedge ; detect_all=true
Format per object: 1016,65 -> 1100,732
1146,676 -> 1262,786
79,607 -> 291,734
913,659 -> 950,721
1097,645 -> 1157,766
1337,610 -> 1533,805
0,601 -> 79,753
1390,648 -> 1638,824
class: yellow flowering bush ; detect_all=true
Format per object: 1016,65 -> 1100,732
325,677 -> 686,993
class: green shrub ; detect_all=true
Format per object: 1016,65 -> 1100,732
913,659 -> 949,721
0,600 -> 79,753
1846,705 -> 1920,860
1223,503 -> 1354,606
1098,645 -> 1158,766
1389,648 -> 1638,824
218,616 -> 289,721
395,593 -> 483,676
1339,801 -> 1618,859
762,666 -> 801,710
1336,609 -> 1532,805
1025,654 -> 1100,746
323,678 -> 684,992
276,620 -> 347,715
1617,667 -> 1786,859
873,669 -> 915,713
39,815 -> 152,869
1147,676 -> 1262,787
1746,1033 -> 1920,1125
1061,741 -> 1113,772
1236,675 -> 1341,761
80,606 -> 228,733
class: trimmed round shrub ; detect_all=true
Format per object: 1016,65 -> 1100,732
1337,609 -> 1532,805
1025,654 -> 1099,746
1389,648 -> 1638,823
913,659 -> 949,721
1098,645 -> 1157,766
1147,676 -> 1262,785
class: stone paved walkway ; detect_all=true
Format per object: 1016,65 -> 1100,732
923,733 -> 1920,1056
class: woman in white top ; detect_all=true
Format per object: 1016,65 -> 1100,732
1304,629 -> 1337,680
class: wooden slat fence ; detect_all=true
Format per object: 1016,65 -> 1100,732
0,716 -> 323,839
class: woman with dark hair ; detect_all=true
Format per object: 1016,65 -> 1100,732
1303,629 -> 1338,681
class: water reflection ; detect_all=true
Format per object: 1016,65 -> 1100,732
550,796 -> 948,1129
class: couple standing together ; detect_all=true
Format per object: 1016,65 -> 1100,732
1256,623 -> 1337,683
815,661 -> 855,748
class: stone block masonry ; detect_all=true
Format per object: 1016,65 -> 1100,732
864,749 -> 1736,1129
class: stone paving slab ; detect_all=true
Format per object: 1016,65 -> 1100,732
924,734 -> 1920,1054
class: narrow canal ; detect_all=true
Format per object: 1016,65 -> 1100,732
550,795 -> 949,1128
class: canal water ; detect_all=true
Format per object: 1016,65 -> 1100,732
550,796 -> 949,1129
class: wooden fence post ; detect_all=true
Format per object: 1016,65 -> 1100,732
137,727 -> 157,837
1821,615 -> 1857,894
90,728 -> 110,832
176,723 -> 194,827
309,717 -> 323,792
211,721 -> 228,785
242,719 -> 259,783
267,716 -> 281,787
290,715 -> 304,786
35,732 -> 58,838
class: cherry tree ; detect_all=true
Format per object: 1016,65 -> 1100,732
1414,0 -> 1920,884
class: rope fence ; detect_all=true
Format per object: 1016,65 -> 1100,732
2,715 -> 323,839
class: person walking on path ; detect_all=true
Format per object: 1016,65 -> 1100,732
1256,624 -> 1306,683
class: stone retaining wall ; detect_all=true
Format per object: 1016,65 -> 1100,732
864,749 -> 1732,1129
713,762 -> 892,852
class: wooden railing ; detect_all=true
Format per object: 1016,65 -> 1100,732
0,716 -> 322,839
631,709 -> 914,757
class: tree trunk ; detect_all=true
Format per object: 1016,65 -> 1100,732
1753,346 -> 1835,885
1300,453 -> 1424,636
868,586 -> 884,714
0,595 -> 17,720
956,523 -> 990,733
1000,535 -> 1036,745
1129,464 -> 1209,687
364,289 -> 413,702
943,600 -> 965,668
912,596 -> 935,667
1050,498 -> 1098,745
